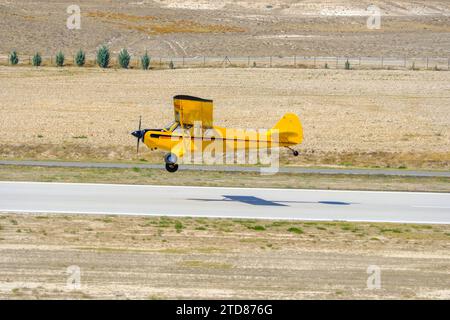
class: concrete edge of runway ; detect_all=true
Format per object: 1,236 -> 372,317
1,160 -> 449,177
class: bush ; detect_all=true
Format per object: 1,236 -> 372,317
168,60 -> 174,69
32,52 -> 42,66
96,45 -> 110,68
141,51 -> 150,70
287,227 -> 303,234
324,63 -> 329,69
56,51 -> 64,67
75,49 -> 85,67
248,225 -> 266,231
174,221 -> 183,232
344,59 -> 351,70
9,51 -> 19,65
118,48 -> 131,69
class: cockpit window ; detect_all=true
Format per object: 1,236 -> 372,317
163,121 -> 180,132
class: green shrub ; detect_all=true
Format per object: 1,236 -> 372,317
56,51 -> 64,67
75,49 -> 85,67
287,227 -> 303,234
96,45 -> 110,68
118,48 -> 130,69
324,63 -> 329,69
141,51 -> 150,70
175,221 -> 183,232
168,60 -> 174,69
248,225 -> 266,231
32,52 -> 42,66
9,51 -> 19,65
344,59 -> 351,70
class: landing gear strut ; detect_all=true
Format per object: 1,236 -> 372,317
164,153 -> 179,173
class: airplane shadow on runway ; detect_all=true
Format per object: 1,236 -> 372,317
188,195 -> 353,207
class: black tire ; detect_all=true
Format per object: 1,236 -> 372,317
165,163 -> 179,173
164,153 -> 178,164
293,150 -> 299,156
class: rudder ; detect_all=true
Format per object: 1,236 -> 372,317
271,113 -> 303,145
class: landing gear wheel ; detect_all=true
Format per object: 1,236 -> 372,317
165,163 -> 179,173
164,153 -> 178,165
293,150 -> 299,157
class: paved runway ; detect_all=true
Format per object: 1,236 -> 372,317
1,182 -> 449,224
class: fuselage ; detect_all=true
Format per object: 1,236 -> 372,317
141,121 -> 292,156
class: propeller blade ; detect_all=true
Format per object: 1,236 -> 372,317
137,116 -> 142,154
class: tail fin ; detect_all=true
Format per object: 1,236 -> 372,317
271,113 -> 303,145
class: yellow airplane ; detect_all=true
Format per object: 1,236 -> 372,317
131,95 -> 302,172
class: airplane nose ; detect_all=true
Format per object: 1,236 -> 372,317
131,130 -> 143,139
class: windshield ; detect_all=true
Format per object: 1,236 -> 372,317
163,121 -> 179,132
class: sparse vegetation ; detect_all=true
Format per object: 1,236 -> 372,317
118,48 -> 131,69
178,260 -> 233,269
248,225 -> 266,231
141,51 -> 150,70
32,52 -> 42,66
75,49 -> 85,67
0,212 -> 448,299
288,227 -> 304,234
168,60 -> 174,69
345,59 -> 351,70
55,51 -> 65,67
96,45 -> 110,68
9,51 -> 19,65
98,217 -> 114,223
175,221 -> 184,232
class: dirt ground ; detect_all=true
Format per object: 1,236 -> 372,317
0,213 -> 448,299
0,66 -> 449,169
1,1 -> 450,57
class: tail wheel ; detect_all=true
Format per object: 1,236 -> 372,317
165,163 -> 179,173
293,150 -> 299,156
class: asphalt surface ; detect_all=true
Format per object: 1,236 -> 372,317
0,160 -> 449,177
1,182 -> 449,224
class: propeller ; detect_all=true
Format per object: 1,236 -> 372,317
131,116 -> 143,154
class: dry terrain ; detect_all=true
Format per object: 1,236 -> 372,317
0,213 -> 448,299
0,0 -> 450,58
0,66 -> 449,169
0,165 -> 449,193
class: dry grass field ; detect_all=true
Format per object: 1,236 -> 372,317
0,165 -> 449,193
0,213 -> 449,299
0,1 -> 450,57
0,66 -> 449,169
